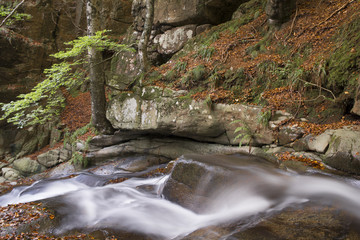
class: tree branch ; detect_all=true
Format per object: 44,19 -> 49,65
0,0 -> 25,27
298,79 -> 336,100
316,0 -> 355,27
285,7 -> 298,41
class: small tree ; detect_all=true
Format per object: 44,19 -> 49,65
0,30 -> 133,129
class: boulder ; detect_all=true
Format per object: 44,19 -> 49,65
352,100 -> 360,116
107,86 -> 274,146
154,25 -> 197,55
265,0 -> 297,25
162,154 -> 276,213
12,157 -> 46,176
307,131 -> 333,153
37,148 -> 72,168
292,130 -> 333,153
0,177 -> 5,183
108,50 -> 140,91
132,0 -> 246,30
277,125 -> 304,146
351,78 -> 360,116
43,161 -> 77,178
324,128 -> 360,174
2,167 -> 21,181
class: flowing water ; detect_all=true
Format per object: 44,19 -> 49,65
1,154 -> 360,239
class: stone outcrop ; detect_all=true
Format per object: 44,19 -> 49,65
153,25 -> 197,55
87,137 -> 248,164
132,0 -> 247,31
0,123 -> 54,160
323,128 -> 360,174
107,86 -> 274,146
265,0 -> 297,25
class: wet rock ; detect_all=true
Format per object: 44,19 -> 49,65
231,205 -> 358,240
117,155 -> 170,172
89,131 -> 145,148
162,154 -> 276,213
266,146 -> 295,154
12,157 -> 46,176
324,129 -> 360,174
182,205 -> 359,240
44,161 -> 77,178
87,137 -> 247,164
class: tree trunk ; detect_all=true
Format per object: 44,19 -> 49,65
86,0 -> 114,134
138,0 -> 154,73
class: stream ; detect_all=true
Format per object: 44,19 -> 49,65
1,154 -> 360,239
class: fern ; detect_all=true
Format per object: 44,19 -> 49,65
231,120 -> 258,153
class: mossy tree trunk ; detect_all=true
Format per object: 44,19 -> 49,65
138,0 -> 154,74
86,0 -> 114,134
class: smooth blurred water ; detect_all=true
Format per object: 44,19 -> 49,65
1,155 -> 360,239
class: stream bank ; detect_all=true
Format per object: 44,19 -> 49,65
1,153 -> 360,239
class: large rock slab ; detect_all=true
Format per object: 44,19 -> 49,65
183,205 -> 358,240
86,137 -> 248,164
324,128 -> 360,174
107,86 -> 274,146
132,0 -> 247,30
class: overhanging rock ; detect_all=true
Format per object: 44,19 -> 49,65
107,86 -> 274,146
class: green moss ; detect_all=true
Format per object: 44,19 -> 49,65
147,71 -> 162,83
194,46 -> 215,61
164,70 -> 178,82
326,16 -> 360,94
223,68 -> 247,90
173,61 -> 188,73
179,65 -> 207,89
